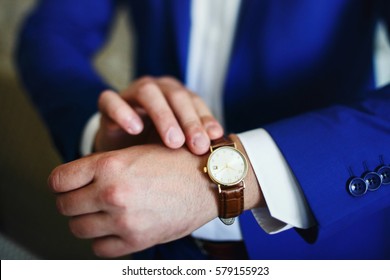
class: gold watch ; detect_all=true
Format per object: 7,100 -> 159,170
203,136 -> 248,225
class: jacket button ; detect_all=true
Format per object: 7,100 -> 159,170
348,177 -> 367,196
364,172 -> 382,191
377,166 -> 390,185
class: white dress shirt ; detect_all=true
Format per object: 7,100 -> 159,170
81,0 -> 315,242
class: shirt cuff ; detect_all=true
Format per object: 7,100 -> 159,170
191,217 -> 242,241
237,128 -> 316,234
80,112 -> 100,156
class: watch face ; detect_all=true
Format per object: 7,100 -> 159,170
207,146 -> 248,186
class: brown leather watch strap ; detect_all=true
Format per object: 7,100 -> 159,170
208,135 -> 247,224
211,136 -> 235,150
218,181 -> 245,219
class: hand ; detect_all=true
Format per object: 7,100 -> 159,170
48,137 -> 262,258
95,76 -> 223,154
49,145 -> 217,258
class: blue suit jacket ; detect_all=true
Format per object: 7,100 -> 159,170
16,0 -> 390,259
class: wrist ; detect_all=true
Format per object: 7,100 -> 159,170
228,133 -> 265,210
191,148 -> 220,224
201,134 -> 265,225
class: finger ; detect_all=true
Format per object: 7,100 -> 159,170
100,113 -> 125,136
48,155 -> 98,193
92,236 -> 135,258
158,79 -> 210,155
56,183 -> 100,216
191,94 -> 224,140
95,115 -> 135,152
128,80 -> 185,149
69,212 -> 112,239
98,90 -> 143,135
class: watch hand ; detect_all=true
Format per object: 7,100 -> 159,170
226,162 -> 238,172
216,165 -> 227,174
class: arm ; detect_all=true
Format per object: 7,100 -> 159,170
258,85 -> 390,242
16,0 -> 116,161
47,85 -> 390,258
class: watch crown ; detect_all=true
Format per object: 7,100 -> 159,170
203,167 -> 208,173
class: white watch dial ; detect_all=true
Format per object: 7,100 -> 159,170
207,146 -> 248,186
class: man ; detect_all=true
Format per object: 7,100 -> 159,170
17,0 -> 390,259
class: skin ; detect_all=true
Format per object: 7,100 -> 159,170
48,76 -> 264,258
94,76 -> 224,154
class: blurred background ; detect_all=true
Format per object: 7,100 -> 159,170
0,0 -> 132,259
0,0 -> 389,259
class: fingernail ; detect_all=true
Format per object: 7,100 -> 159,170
192,133 -> 209,150
206,124 -> 222,138
167,127 -> 184,147
128,119 -> 142,134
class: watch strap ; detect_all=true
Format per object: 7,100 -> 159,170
211,136 -> 235,151
218,181 -> 245,219
209,136 -> 247,225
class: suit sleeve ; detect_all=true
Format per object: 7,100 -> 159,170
262,85 -> 390,242
16,0 -> 117,161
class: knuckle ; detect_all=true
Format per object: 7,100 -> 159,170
100,184 -> 127,208
166,88 -> 187,100
91,244 -> 106,258
98,92 -> 126,121
98,90 -> 111,109
191,93 -> 202,102
182,119 -> 201,133
48,167 -> 62,192
136,80 -> 158,99
153,109 -> 173,125
158,75 -> 178,84
68,220 -> 84,238
126,233 -> 145,251
55,197 -> 67,215
201,115 -> 216,125
115,214 -> 133,233
96,154 -> 121,174
122,225 -> 146,249
137,76 -> 154,85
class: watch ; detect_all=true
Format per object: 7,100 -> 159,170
203,136 -> 248,225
